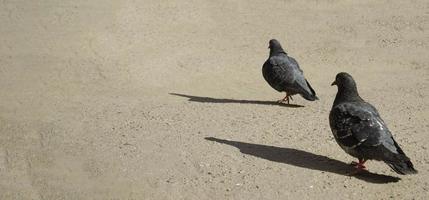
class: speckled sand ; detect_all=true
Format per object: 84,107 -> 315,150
1,1 -> 428,199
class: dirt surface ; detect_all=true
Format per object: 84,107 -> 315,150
1,0 -> 428,199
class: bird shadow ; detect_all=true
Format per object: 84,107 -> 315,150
169,93 -> 304,108
205,137 -> 400,184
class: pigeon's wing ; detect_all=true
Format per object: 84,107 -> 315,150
330,102 -> 409,158
262,55 -> 294,92
290,74 -> 317,99
285,56 -> 317,99
270,56 -> 295,82
288,56 -> 303,73
330,102 -> 407,154
329,102 -> 376,149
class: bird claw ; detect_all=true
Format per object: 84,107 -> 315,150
350,159 -> 366,167
348,160 -> 367,175
277,95 -> 291,104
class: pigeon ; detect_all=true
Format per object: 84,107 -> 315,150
262,39 -> 318,104
329,72 -> 417,175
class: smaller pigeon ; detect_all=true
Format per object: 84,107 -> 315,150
329,72 -> 417,175
262,39 -> 318,104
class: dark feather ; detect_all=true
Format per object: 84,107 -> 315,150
262,39 -> 318,101
329,72 -> 417,175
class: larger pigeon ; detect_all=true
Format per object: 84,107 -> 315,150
262,39 -> 318,104
329,72 -> 417,175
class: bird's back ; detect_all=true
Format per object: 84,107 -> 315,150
263,55 -> 291,92
329,101 -> 386,155
262,54 -> 307,93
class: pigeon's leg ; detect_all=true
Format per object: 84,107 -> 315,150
348,159 -> 368,175
277,93 -> 290,104
350,159 -> 367,169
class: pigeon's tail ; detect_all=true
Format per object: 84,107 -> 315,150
384,139 -> 418,175
386,160 -> 418,175
301,79 -> 319,101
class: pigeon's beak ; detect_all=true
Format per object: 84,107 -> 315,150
331,80 -> 337,86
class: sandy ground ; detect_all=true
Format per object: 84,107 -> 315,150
1,0 -> 428,199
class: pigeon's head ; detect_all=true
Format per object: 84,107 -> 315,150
268,39 -> 286,56
331,72 -> 355,87
331,72 -> 361,103
268,39 -> 281,49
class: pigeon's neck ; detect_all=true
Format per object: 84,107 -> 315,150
269,48 -> 287,57
333,85 -> 363,106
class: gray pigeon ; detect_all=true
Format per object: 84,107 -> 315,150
262,39 -> 318,104
329,72 -> 417,175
